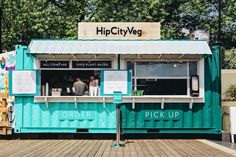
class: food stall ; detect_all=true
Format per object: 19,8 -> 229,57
10,22 -> 221,134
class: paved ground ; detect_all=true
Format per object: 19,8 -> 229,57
0,139 -> 235,157
212,140 -> 236,151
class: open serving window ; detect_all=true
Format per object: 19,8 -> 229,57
38,59 -> 114,96
29,40 -> 210,108
127,61 -> 199,96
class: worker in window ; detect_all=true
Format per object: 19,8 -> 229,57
89,76 -> 99,96
73,77 -> 88,96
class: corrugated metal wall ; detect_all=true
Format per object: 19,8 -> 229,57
121,45 -> 222,134
13,44 -> 221,134
120,103 -> 220,133
14,97 -> 116,133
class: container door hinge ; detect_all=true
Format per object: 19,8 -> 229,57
132,98 -> 135,109
45,97 -> 48,108
161,98 -> 164,109
74,97 -> 77,108
103,97 -> 106,108
189,98 -> 193,109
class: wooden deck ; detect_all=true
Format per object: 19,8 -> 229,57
0,139 -> 235,157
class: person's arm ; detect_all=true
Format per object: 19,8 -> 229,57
85,84 -> 89,91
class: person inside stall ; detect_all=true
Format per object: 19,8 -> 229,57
89,76 -> 98,96
73,77 -> 88,96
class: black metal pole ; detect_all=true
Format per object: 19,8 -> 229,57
218,0 -> 222,109
218,0 -> 221,44
116,103 -> 121,146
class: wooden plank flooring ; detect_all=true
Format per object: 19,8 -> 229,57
0,139 -> 234,157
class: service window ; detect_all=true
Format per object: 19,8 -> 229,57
39,60 -> 113,96
41,70 -> 101,96
127,61 -> 198,96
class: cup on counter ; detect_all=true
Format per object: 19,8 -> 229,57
66,87 -> 70,93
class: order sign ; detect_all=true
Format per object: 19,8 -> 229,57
103,71 -> 128,95
12,71 -> 37,94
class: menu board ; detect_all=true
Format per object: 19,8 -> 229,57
72,61 -> 111,69
40,61 -> 69,68
103,71 -> 128,95
11,71 -> 37,95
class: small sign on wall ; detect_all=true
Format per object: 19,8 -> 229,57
9,70 -> 40,96
59,111 -> 95,120
100,70 -> 132,96
40,61 -> 69,68
72,61 -> 112,69
144,110 -> 182,120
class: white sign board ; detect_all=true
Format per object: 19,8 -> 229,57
230,106 -> 236,143
78,22 -> 161,40
12,71 -> 37,94
103,71 -> 128,94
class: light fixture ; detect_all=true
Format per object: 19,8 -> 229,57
190,75 -> 199,97
72,54 -> 76,58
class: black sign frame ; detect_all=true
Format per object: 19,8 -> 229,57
40,61 -> 70,68
72,61 -> 112,69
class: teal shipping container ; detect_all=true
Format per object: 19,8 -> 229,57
10,40 -> 221,134
121,45 -> 221,134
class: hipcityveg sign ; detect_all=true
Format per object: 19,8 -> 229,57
78,22 -> 160,39
96,26 -> 142,37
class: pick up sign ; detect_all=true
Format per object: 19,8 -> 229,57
144,110 -> 182,120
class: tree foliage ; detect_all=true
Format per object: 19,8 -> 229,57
1,0 -> 236,52
222,49 -> 236,69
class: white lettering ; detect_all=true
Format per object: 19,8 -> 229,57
74,112 -> 81,118
60,111 -> 94,119
154,112 -> 159,118
69,111 -> 74,118
145,112 -> 150,118
144,111 -> 181,120
175,112 -> 180,118
169,112 -> 174,118
160,112 -> 165,118
87,112 -> 91,117
62,112 -> 68,118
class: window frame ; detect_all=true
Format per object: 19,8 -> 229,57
127,60 -> 199,96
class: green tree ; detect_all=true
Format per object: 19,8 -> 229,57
1,0 -> 236,52
222,49 -> 236,69
2,0 -> 86,50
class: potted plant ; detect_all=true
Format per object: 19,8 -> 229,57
131,90 -> 144,96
